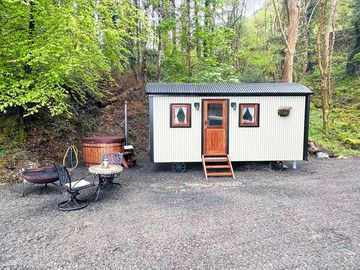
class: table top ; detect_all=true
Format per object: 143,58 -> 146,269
88,164 -> 123,175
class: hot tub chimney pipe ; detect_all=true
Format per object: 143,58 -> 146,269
125,100 -> 128,145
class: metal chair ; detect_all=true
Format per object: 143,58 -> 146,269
54,163 -> 93,211
100,152 -> 124,185
101,152 -> 124,166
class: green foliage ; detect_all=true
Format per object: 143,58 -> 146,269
310,105 -> 360,156
0,0 -> 359,158
347,0 -> 360,75
153,2 -> 284,84
145,0 -> 359,157
160,24 -> 240,82
0,112 -> 26,181
0,0 -> 140,116
190,61 -> 240,83
354,53 -> 360,62
162,50 -> 187,81
143,49 -> 161,81
307,61 -> 360,156
337,0 -> 355,30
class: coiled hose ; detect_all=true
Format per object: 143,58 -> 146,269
62,145 -> 79,171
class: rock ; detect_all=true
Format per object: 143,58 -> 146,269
97,96 -> 119,108
308,141 -> 319,155
319,148 -> 336,158
316,151 -> 329,159
109,96 -> 119,103
83,221 -> 93,228
309,141 -> 337,158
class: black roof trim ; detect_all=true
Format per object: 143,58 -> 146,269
145,83 -> 313,95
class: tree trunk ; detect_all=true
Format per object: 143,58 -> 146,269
141,2 -> 151,81
157,35 -> 162,81
316,0 -> 338,133
24,0 -> 35,75
135,0 -> 141,65
186,0 -> 192,79
194,0 -> 201,62
302,0 -> 318,75
204,0 -> 211,57
347,0 -> 360,75
157,2 -> 163,81
272,0 -> 302,83
133,0 -> 141,79
29,0 -> 35,36
171,0 -> 177,51
282,0 -> 302,83
302,0 -> 310,74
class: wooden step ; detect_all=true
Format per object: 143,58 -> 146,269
204,155 -> 227,158
227,154 -> 235,179
201,155 -> 208,180
207,172 -> 233,177
204,158 -> 228,163
206,165 -> 231,169
202,154 -> 235,179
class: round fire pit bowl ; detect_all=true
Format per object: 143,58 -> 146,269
22,165 -> 60,197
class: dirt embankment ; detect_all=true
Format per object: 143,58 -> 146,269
87,72 -> 149,154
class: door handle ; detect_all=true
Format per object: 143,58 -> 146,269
204,120 -> 207,125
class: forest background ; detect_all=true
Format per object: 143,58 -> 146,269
0,0 -> 359,181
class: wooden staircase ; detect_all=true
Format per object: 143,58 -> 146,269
202,154 -> 235,180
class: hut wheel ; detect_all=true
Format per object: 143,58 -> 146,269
269,161 -> 283,171
172,162 -> 186,173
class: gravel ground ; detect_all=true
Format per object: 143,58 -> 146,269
0,157 -> 359,270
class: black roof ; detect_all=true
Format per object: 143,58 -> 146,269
145,83 -> 313,96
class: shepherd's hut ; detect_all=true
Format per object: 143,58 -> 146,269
145,83 -> 312,178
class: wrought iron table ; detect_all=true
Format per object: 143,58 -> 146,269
88,164 -> 123,201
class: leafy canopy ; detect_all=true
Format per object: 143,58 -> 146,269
0,0 -> 139,116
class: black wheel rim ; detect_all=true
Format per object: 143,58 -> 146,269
270,161 -> 283,171
172,163 -> 186,173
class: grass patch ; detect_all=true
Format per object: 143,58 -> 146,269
310,105 -> 360,156
303,58 -> 360,157
308,74 -> 360,156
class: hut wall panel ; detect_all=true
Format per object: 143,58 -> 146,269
152,95 -> 305,162
229,96 -> 305,161
152,96 -> 202,162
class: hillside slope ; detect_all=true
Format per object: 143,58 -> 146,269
0,72 -> 148,182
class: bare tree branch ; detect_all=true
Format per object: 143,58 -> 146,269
308,1 -> 319,26
272,0 -> 291,51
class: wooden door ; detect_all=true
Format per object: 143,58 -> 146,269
203,99 -> 228,155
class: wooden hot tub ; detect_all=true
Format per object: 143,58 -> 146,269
82,136 -> 125,166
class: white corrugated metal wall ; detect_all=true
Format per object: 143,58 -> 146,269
151,95 -> 305,162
